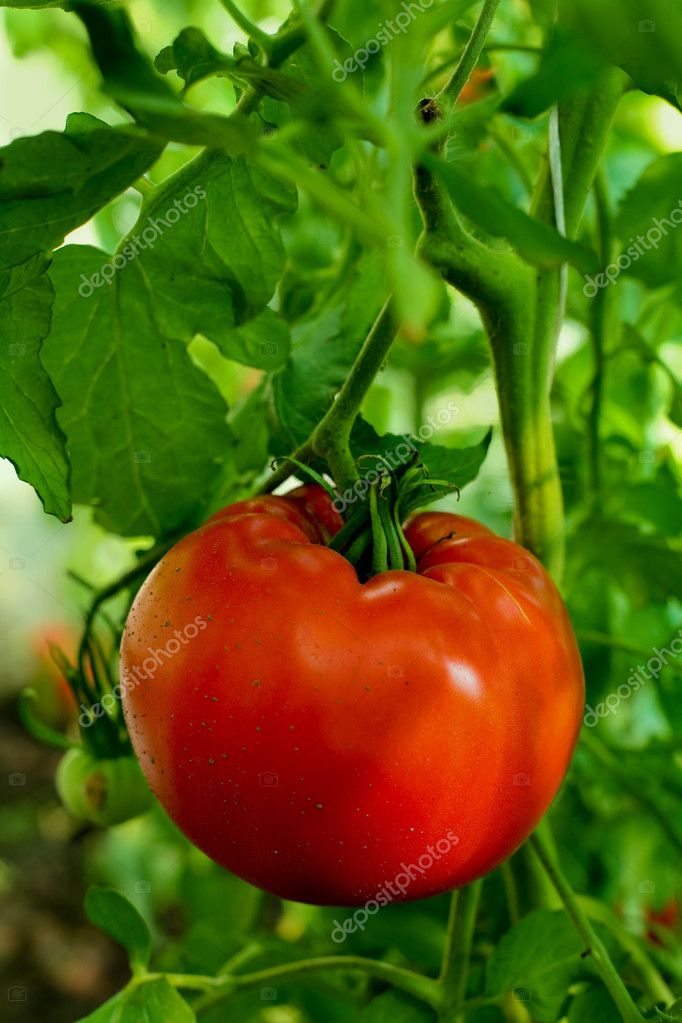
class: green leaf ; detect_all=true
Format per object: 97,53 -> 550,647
74,3 -> 256,152
486,909 -> 584,1022
569,0 -> 682,110
351,418 -> 492,504
42,245 -> 233,537
271,252 -> 386,449
0,256 -> 70,519
262,26 -> 353,167
0,113 -> 162,271
76,979 -> 196,1023
84,887 -> 152,970
121,152 -> 296,337
616,154 -> 682,288
568,986 -> 621,1023
421,154 -> 598,274
156,27 -> 306,102
503,30 -> 606,119
230,381 -> 271,479
361,990 -> 435,1022
213,307 -> 291,370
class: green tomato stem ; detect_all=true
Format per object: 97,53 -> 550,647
437,0 -> 502,106
529,829 -> 644,1023
263,300 -> 396,497
191,955 -> 440,1014
312,299 -> 396,494
578,895 -> 675,1007
587,170 -> 614,497
438,882 -> 483,1020
18,689 -> 79,751
369,484 -> 389,574
217,0 -> 271,48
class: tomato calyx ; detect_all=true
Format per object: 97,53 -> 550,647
329,456 -> 459,579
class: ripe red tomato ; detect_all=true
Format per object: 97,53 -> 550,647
121,486 -> 583,906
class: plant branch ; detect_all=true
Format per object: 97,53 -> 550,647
530,829 -> 644,1023
438,882 -> 482,1020
587,170 -> 613,497
579,896 -> 675,1006
218,0 -> 270,47
192,955 -> 440,1014
437,0 -> 502,105
262,299 -> 396,496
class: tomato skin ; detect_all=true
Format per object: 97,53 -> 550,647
121,486 -> 584,906
56,748 -> 153,826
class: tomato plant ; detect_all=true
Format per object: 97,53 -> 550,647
1,0 -> 681,1022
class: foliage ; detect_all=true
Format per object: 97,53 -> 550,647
1,0 -> 681,1021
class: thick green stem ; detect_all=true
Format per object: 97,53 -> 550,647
439,882 -> 482,1020
587,171 -> 613,496
530,830 -> 644,1023
416,68 -> 626,576
416,162 -> 563,570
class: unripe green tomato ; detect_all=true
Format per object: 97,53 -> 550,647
56,748 -> 153,826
